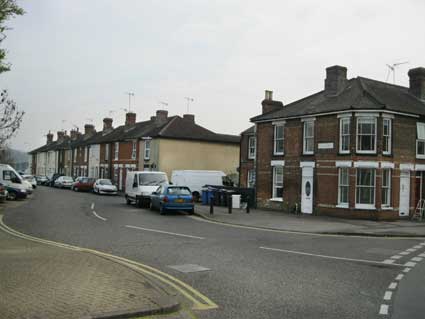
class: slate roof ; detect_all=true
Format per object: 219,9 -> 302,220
30,115 -> 240,153
251,77 -> 425,122
241,126 -> 255,135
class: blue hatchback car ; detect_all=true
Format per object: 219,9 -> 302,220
150,185 -> 194,215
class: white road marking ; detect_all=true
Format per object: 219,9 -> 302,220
92,211 -> 107,221
405,261 -> 417,267
420,242 -> 425,246
406,248 -> 417,252
419,253 -> 425,258
403,267 -> 411,273
411,257 -> 423,262
413,245 -> 422,249
379,304 -> 389,315
125,225 -> 205,240
399,251 -> 409,255
388,282 -> 397,290
91,203 -> 95,210
383,259 -> 395,264
390,255 -> 402,260
395,274 -> 404,280
259,247 -> 404,266
383,291 -> 393,301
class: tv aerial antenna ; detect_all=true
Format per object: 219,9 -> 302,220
159,101 -> 168,108
184,97 -> 194,113
385,61 -> 409,84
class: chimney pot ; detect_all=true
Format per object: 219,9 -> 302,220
46,132 -> 54,144
261,90 -> 284,114
408,67 -> 425,101
57,131 -> 65,142
70,130 -> 78,140
265,90 -> 273,100
125,112 -> 136,126
324,65 -> 348,96
103,117 -> 113,131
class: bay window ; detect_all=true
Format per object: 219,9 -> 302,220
382,118 -> 392,155
338,168 -> 349,207
416,123 -> 425,159
273,124 -> 284,155
382,169 -> 391,208
339,117 -> 350,153
356,117 -> 376,153
114,142 -> 119,160
303,120 -> 314,154
272,166 -> 283,199
355,168 -> 376,209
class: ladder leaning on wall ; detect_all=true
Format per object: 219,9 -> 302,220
412,199 -> 425,221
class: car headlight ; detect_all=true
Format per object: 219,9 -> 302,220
20,189 -> 26,193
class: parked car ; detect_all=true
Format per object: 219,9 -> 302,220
6,185 -> 27,200
72,177 -> 95,192
0,183 -> 8,203
171,170 -> 225,201
36,175 -> 49,185
0,164 -> 28,196
125,171 -> 169,207
22,175 -> 37,189
48,173 -> 64,187
93,179 -> 117,195
150,185 -> 194,215
54,176 -> 74,188
22,179 -> 33,194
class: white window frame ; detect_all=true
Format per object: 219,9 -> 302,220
273,123 -> 284,155
416,123 -> 425,159
85,146 -> 89,162
355,168 -> 376,209
248,136 -> 256,159
303,120 -> 314,155
73,149 -> 77,163
339,117 -> 350,154
382,118 -> 392,155
382,169 -> 392,208
144,140 -> 151,160
131,141 -> 137,160
114,142 -> 119,160
105,144 -> 109,161
272,165 -> 284,200
337,167 -> 349,208
247,169 -> 256,188
356,117 -> 377,154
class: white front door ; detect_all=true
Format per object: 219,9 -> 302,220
119,168 -> 123,191
399,170 -> 410,217
301,166 -> 314,214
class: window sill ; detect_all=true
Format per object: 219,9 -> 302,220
273,152 -> 284,156
270,198 -> 283,202
356,151 -> 377,154
417,155 -> 425,159
381,206 -> 393,210
336,204 -> 349,208
338,151 -> 350,155
355,204 -> 376,210
303,152 -> 314,155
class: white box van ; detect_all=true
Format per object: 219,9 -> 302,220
0,164 -> 28,199
125,171 -> 168,207
171,170 -> 225,201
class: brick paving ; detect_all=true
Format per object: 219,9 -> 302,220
0,229 -> 178,319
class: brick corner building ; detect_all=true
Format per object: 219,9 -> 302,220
243,65 -> 425,220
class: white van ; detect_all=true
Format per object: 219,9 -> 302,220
0,164 -> 27,199
125,171 -> 168,207
171,170 -> 225,201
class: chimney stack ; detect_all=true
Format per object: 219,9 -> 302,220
103,117 -> 113,131
46,132 -> 53,144
261,90 -> 284,114
125,112 -> 136,126
408,67 -> 425,101
324,65 -> 348,96
57,131 -> 65,142
183,114 -> 195,123
84,124 -> 95,136
70,129 -> 78,140
156,110 -> 168,123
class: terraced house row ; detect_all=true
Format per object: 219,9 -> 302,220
29,110 -> 240,191
240,65 -> 425,220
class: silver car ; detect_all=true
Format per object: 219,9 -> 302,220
54,176 -> 74,189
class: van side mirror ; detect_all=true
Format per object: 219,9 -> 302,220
132,182 -> 138,188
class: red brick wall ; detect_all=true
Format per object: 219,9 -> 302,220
239,133 -> 255,187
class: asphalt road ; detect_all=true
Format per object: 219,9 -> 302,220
4,186 -> 425,319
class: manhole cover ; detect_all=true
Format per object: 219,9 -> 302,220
168,264 -> 211,273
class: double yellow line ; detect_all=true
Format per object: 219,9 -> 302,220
0,215 -> 218,311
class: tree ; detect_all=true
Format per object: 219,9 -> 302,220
0,0 -> 24,74
0,89 -> 24,147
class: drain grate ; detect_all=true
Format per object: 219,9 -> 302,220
168,264 -> 211,273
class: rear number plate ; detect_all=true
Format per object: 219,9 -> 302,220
175,198 -> 184,203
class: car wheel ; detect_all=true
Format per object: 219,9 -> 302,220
74,187 -> 79,192
159,204 -> 166,215
189,207 -> 195,215
8,192 -> 16,201
125,196 -> 131,205
149,200 -> 154,211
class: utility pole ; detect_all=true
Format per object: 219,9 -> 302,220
125,92 -> 135,112
185,97 -> 194,113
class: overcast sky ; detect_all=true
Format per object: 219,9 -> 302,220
1,0 -> 425,151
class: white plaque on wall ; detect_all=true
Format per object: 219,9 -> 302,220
318,142 -> 334,149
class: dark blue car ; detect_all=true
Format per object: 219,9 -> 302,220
150,185 -> 194,215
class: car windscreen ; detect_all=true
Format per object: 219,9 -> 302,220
167,187 -> 191,195
63,177 -> 73,181
98,180 -> 112,185
139,173 -> 167,186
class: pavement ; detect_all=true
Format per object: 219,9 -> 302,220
0,204 -> 180,319
194,204 -> 425,237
